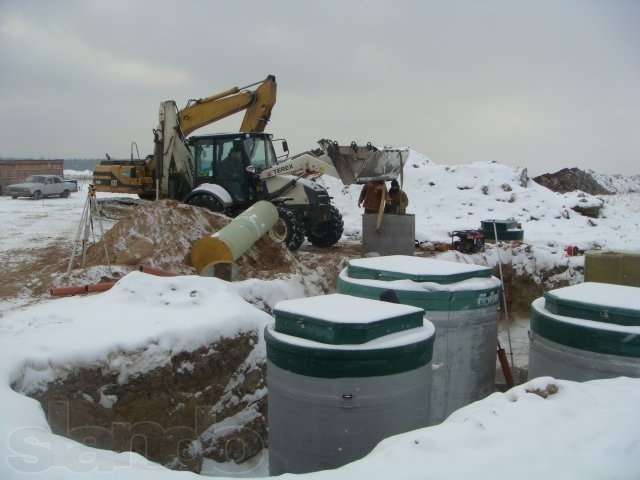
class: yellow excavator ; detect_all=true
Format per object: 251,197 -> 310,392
93,75 -> 407,250
93,75 -> 277,200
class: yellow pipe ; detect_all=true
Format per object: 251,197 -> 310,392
191,201 -> 279,276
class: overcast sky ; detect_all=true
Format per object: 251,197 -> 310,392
0,0 -> 638,175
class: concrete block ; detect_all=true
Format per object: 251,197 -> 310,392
362,214 -> 415,256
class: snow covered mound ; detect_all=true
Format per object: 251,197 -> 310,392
309,376 -> 640,480
590,170 -> 640,194
319,150 -> 639,252
63,169 -> 93,179
0,272 -> 273,476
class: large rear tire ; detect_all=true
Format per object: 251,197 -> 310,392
185,193 -> 225,213
278,208 -> 305,251
32,190 -> 42,200
61,189 -> 70,198
306,205 -> 344,247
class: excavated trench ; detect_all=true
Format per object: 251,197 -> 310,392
4,201 -> 582,474
14,333 -> 267,473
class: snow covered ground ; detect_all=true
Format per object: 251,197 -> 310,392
590,170 -> 640,194
0,151 -> 638,478
0,183 -> 133,253
320,150 -> 640,254
0,271 -> 638,479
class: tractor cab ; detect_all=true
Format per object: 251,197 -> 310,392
189,133 -> 279,206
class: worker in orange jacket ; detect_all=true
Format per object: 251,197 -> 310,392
358,180 -> 388,214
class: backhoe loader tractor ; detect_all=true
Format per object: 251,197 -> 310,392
93,75 -> 407,250
182,131 -> 345,250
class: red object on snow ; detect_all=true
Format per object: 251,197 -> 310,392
137,265 -> 177,277
565,245 -> 582,256
50,266 -> 180,297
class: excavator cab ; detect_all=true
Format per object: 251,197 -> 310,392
189,132 -> 278,209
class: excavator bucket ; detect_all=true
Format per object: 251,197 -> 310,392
319,140 -> 408,185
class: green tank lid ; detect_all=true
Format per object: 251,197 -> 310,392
482,219 -> 524,241
265,322 -> 435,378
544,282 -> 640,327
337,268 -> 501,312
531,298 -> 640,358
274,294 -> 424,345
347,256 -> 492,284
481,219 -> 518,232
483,229 -> 524,241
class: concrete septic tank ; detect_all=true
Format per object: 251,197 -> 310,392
337,255 -> 501,425
266,293 -> 434,475
528,282 -> 640,382
362,213 -> 415,256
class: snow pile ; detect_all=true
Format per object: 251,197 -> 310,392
5,272 -> 271,392
319,150 -> 640,255
589,170 -> 640,194
0,271 -> 274,477
63,169 -> 94,179
308,376 -> 640,480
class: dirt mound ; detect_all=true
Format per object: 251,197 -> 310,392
533,167 -> 611,195
21,332 -> 266,473
85,200 -> 298,279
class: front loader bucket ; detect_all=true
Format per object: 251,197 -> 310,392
319,140 -> 408,185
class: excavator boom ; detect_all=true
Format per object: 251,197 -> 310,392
178,75 -> 277,136
94,75 -> 277,199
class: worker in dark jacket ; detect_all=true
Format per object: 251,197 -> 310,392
358,180 -> 388,214
386,179 -> 409,214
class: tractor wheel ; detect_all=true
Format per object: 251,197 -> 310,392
306,205 -> 344,247
32,190 -> 42,200
278,208 -> 305,251
185,193 -> 225,213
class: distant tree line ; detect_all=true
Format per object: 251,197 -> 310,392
0,158 -> 101,170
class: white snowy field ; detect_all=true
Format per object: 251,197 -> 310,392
320,151 -> 640,254
0,272 -> 638,479
0,183 -> 135,254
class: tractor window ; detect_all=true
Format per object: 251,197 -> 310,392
244,137 -> 271,172
218,139 -> 246,174
195,142 -> 215,177
217,138 -> 249,202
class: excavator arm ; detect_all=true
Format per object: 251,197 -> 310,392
178,75 -> 277,136
154,75 -> 277,199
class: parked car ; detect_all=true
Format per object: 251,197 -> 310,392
7,175 -> 76,199
65,179 -> 79,192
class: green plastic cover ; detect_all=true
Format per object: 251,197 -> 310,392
265,324 -> 435,378
347,256 -> 492,284
274,294 -> 424,345
481,219 -> 518,232
337,270 -> 501,312
484,229 -> 524,241
544,283 -> 640,327
531,298 -> 640,358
